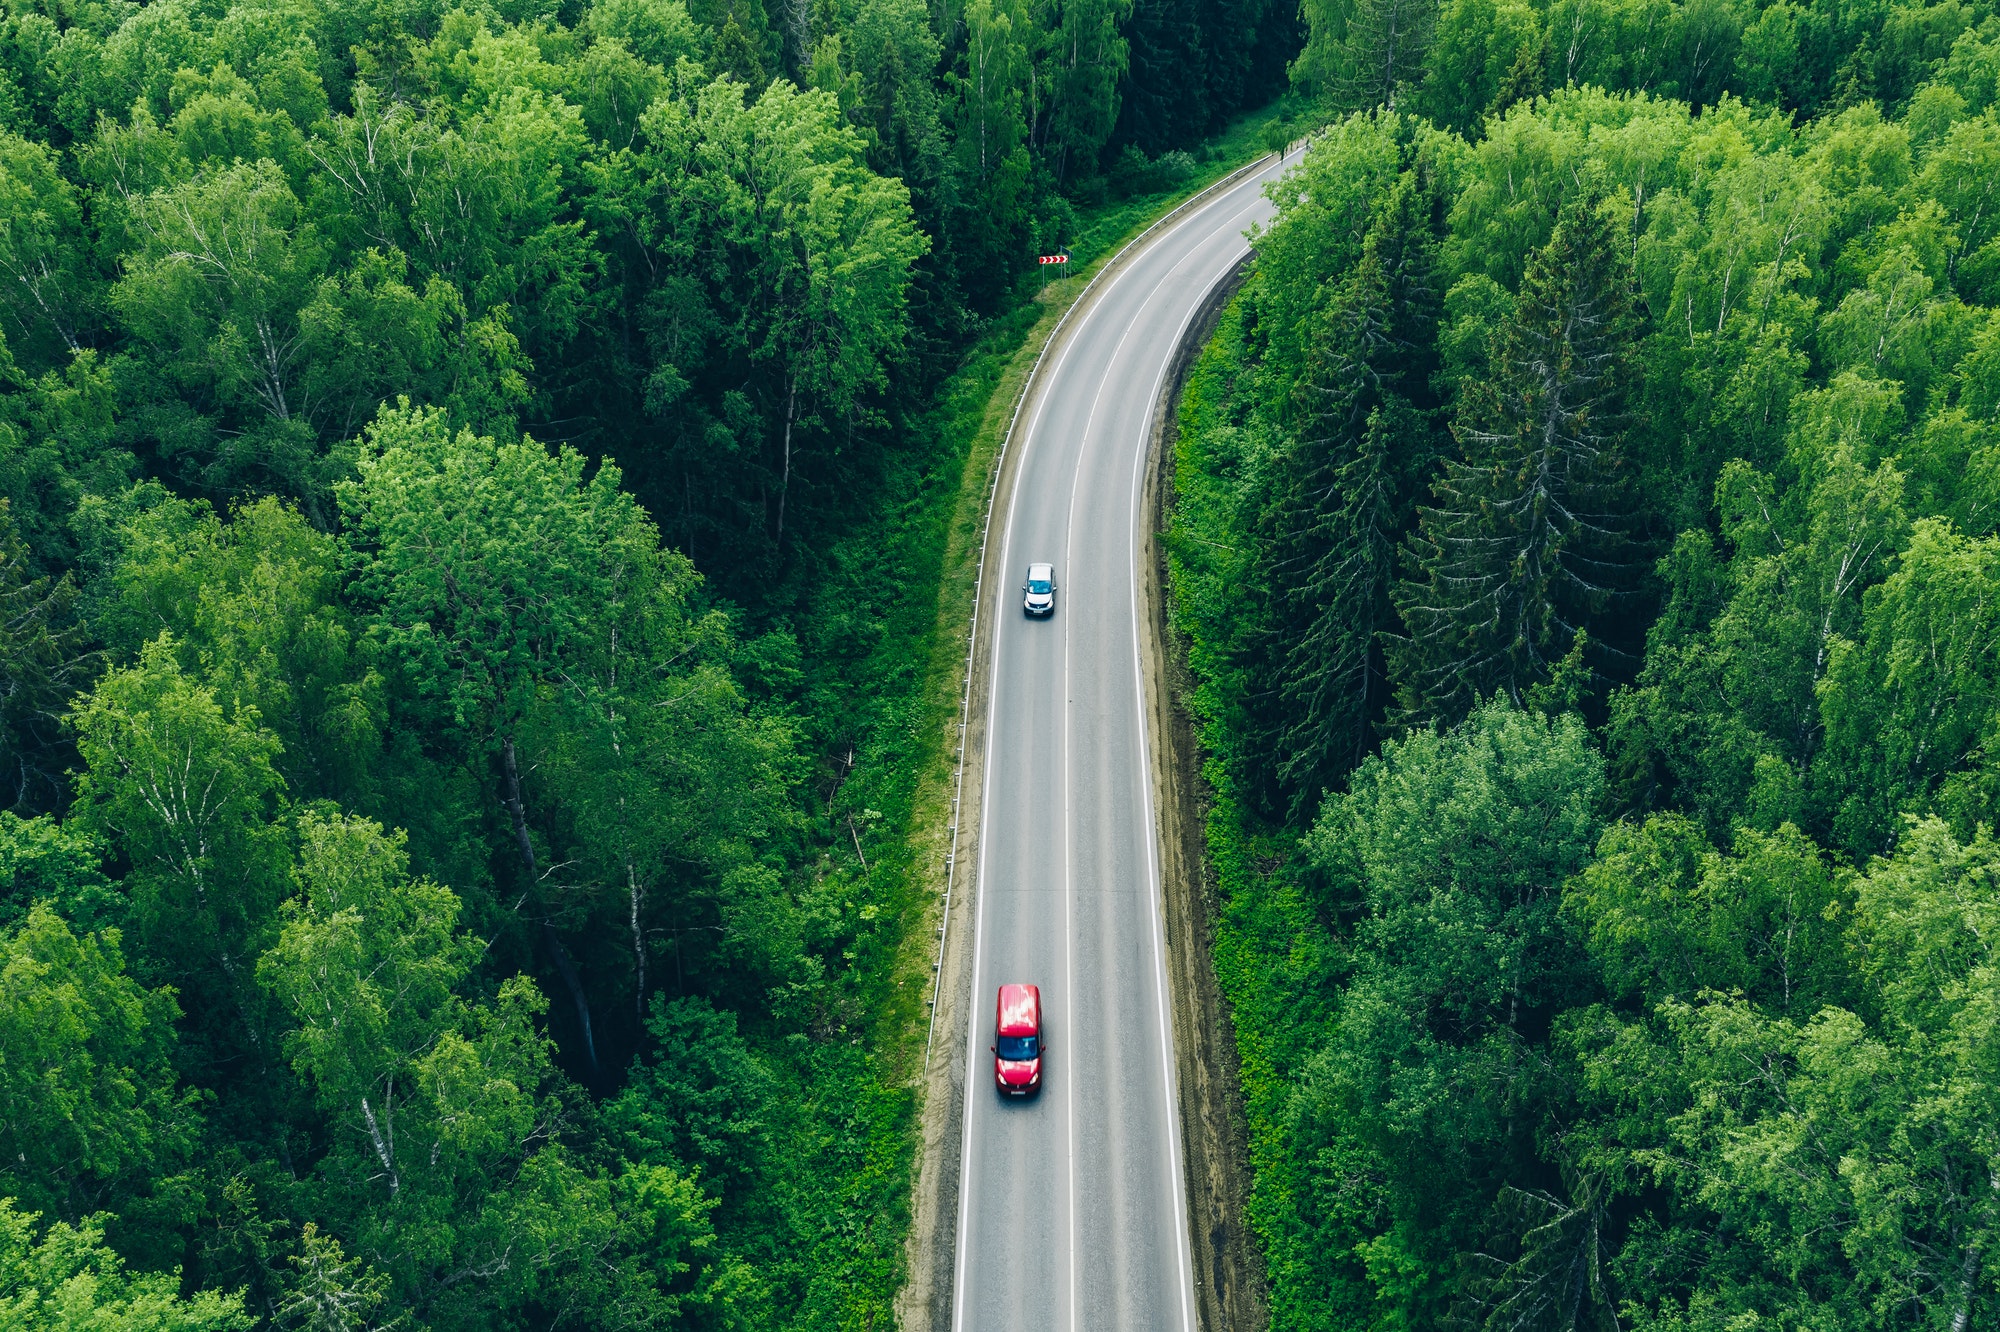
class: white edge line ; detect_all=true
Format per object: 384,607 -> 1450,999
1129,233 -> 1262,1332
1063,407 -> 1077,1332
924,143 -> 1280,1072
1058,187 -> 1270,1332
946,151 -> 1291,1332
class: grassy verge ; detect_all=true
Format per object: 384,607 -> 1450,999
764,102 -> 1296,1328
1061,111 -> 1297,270
1161,296 -> 1361,1327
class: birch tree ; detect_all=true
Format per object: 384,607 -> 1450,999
340,403 -> 641,1081
70,635 -> 290,1057
642,76 -> 925,545
257,810 -> 697,1327
0,903 -> 193,1223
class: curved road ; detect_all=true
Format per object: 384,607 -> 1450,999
951,158 -> 1283,1330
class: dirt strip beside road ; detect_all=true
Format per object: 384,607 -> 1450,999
1138,253 -> 1271,1332
897,157 -> 1279,1332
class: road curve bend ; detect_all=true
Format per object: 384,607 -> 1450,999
951,158 -> 1282,1332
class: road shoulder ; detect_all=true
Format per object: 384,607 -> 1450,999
896,157 -> 1279,1332
1139,255 -> 1272,1332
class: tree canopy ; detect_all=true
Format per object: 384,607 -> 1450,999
0,0 -> 1303,1323
1169,9 -> 2000,1326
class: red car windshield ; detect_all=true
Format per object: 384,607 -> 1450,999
996,1034 -> 1039,1060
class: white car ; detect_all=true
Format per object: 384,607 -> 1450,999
1023,563 -> 1057,617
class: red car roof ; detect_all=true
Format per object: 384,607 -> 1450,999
995,983 -> 1041,1037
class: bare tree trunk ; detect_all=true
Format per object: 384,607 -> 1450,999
501,735 -> 538,871
360,1094 -> 400,1197
783,0 -> 810,75
1953,1235 -> 1980,1332
628,859 -> 645,1024
847,815 -> 870,871
1951,1164 -> 2000,1332
775,378 -> 798,544
501,735 -> 600,1081
826,745 -> 856,817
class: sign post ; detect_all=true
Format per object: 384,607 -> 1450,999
1036,249 -> 1069,296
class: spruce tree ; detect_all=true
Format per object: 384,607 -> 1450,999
1334,0 -> 1438,112
1253,169 -> 1443,809
1113,0 -> 1210,154
712,12 -> 770,86
1392,188 -> 1641,723
1484,32 -> 1546,123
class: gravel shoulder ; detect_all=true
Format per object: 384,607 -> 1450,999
1139,255 -> 1271,1332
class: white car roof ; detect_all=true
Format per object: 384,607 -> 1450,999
1027,563 -> 1054,578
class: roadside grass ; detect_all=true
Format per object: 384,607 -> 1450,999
1160,292 -> 1361,1325
761,100 -> 1293,1328
1062,110 -> 1298,271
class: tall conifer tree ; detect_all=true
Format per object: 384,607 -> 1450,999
1254,169 -> 1443,808
1392,187 -> 1641,722
1334,0 -> 1438,111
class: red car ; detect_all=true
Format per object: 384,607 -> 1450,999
991,983 -> 1045,1096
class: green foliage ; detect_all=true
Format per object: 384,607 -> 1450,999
341,404 -> 655,741
1172,36 -> 2000,1331
0,1198 -> 250,1332
1335,0 -> 1440,113
99,496 -> 383,807
946,0 -> 1035,304
1259,169 -> 1445,806
1421,0 -> 1540,132
0,813 -> 117,933
1397,186 -> 1643,719
1,501 -> 97,815
1561,819 -> 2000,1328
1818,517 -> 2000,849
257,809 -> 718,1329
1246,110 -> 1409,387
1565,814 -> 1849,1011
1294,705 -> 1603,1323
273,1224 -> 391,1332
0,132 -> 97,373
70,637 -> 291,1068
0,905 -> 193,1226
611,995 -> 775,1210
0,0 -> 1304,1316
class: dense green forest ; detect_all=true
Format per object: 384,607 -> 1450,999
1168,0 -> 2000,1326
0,0 -> 1297,1321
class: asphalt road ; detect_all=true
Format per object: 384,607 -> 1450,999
951,157 -> 1284,1332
